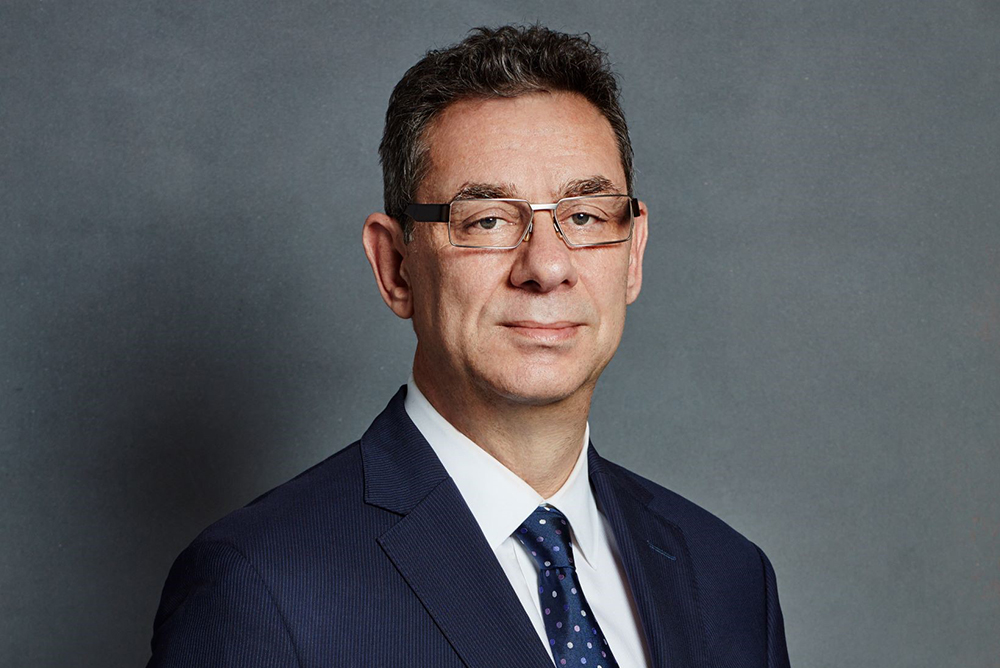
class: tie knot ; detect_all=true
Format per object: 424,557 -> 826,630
515,505 -> 575,570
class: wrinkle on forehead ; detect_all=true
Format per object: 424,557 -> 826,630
418,91 -> 625,202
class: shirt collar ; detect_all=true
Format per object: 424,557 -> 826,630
404,377 -> 598,567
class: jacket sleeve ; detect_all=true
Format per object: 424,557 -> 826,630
146,539 -> 301,668
756,545 -> 791,668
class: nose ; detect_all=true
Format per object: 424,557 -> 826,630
509,210 -> 579,293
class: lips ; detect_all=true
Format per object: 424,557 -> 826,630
502,321 -> 583,343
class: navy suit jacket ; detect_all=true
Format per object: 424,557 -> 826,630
148,387 -> 790,667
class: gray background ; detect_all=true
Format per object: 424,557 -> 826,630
2,0 -> 998,666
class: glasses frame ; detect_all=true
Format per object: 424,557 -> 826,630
404,194 -> 640,249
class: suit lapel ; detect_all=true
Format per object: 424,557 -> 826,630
589,446 -> 710,668
361,388 -> 552,668
378,479 -> 553,668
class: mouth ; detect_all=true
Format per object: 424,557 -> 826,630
501,321 -> 583,343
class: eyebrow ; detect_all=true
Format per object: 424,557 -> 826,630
450,176 -> 621,202
561,176 -> 620,198
452,182 -> 519,200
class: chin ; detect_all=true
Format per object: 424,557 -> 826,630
473,363 -> 595,407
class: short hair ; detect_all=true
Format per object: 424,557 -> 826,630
379,25 -> 634,241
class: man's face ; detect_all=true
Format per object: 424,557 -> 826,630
401,91 -> 647,407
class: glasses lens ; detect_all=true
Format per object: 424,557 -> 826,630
449,200 -> 530,248
556,195 -> 633,246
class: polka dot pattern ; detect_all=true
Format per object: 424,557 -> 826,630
515,505 -> 620,668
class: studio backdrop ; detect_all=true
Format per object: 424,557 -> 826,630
2,1 -> 998,666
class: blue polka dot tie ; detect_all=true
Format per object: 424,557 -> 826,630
516,505 -> 620,668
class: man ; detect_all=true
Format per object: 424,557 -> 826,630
148,25 -> 790,667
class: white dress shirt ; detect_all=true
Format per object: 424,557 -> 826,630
404,378 -> 651,667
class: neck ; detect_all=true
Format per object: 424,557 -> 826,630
412,369 -> 592,498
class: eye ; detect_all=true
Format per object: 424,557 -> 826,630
570,212 -> 597,226
563,207 -> 609,227
452,201 -> 523,234
463,215 -> 515,232
472,217 -> 500,230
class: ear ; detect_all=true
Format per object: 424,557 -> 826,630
362,212 -> 413,319
625,199 -> 648,304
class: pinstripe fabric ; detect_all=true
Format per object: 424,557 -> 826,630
148,420 -> 468,667
149,540 -> 300,667
590,451 -> 791,668
148,387 -> 790,667
378,480 -> 552,668
758,547 -> 790,668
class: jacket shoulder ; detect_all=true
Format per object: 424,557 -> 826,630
148,442 -> 390,665
190,440 -> 382,558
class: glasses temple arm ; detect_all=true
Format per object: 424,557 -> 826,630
404,203 -> 451,222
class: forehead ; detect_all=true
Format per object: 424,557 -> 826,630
417,91 -> 625,201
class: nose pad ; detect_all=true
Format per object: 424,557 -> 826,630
520,212 -> 564,245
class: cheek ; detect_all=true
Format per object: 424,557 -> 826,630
586,255 -> 631,312
405,253 -> 451,338
427,256 -> 510,336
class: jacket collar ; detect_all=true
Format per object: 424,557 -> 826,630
361,387 -> 708,668
361,386 -> 450,514
361,387 -> 553,667
589,448 -> 710,667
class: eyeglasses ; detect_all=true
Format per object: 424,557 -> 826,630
405,194 -> 639,249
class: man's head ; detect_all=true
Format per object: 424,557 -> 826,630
363,25 -> 647,417
379,25 -> 635,242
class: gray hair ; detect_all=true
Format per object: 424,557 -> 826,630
378,25 -> 635,241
